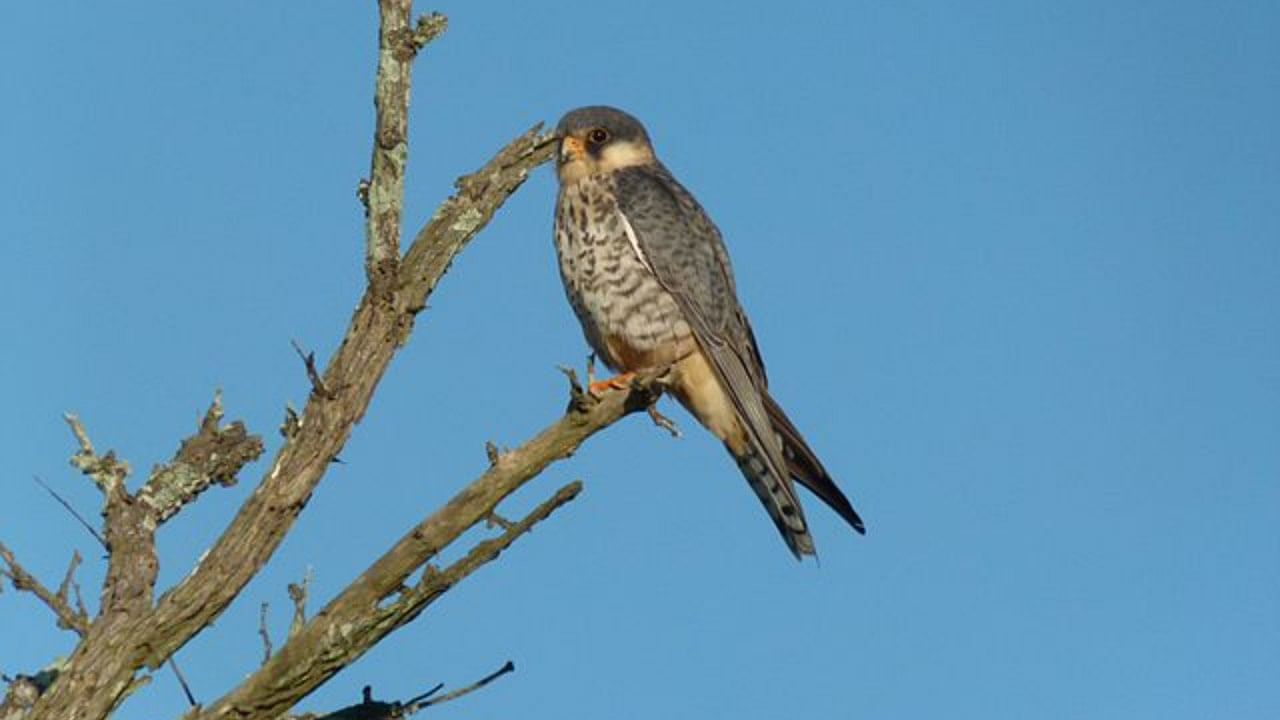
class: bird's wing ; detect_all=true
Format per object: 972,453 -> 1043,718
612,164 -> 760,377
763,392 -> 866,534
613,164 -> 812,554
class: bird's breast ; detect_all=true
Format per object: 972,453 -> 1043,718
554,177 -> 694,371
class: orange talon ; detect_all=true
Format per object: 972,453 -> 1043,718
588,371 -> 636,396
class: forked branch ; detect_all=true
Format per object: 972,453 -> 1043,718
14,4 -> 608,719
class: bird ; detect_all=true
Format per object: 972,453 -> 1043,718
551,105 -> 865,558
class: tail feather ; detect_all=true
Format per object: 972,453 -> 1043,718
733,443 -> 815,558
763,392 -> 866,535
666,344 -> 860,557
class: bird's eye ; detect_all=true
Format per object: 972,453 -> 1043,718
587,128 -> 610,145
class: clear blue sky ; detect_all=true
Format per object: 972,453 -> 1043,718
2,2 -> 1277,718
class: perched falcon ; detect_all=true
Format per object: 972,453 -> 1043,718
552,105 -> 865,557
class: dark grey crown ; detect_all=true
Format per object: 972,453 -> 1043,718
556,106 -> 650,144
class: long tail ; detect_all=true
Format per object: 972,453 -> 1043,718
763,392 -> 866,535
668,346 -> 859,557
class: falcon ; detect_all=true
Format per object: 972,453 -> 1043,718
552,105 -> 864,557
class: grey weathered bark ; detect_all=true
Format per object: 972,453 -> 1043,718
1,4 -> 664,719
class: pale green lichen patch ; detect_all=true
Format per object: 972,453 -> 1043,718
450,207 -> 483,235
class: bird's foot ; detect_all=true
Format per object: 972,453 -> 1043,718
588,371 -> 636,397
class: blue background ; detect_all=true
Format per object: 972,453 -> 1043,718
2,1 -> 1277,718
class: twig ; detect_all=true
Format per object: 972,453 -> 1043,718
33,475 -> 105,548
412,661 -> 515,712
356,178 -> 371,213
55,551 -> 84,614
288,569 -> 311,639
484,512 -> 513,530
411,12 -> 448,50
557,365 -> 594,413
70,566 -> 88,619
258,602 -> 273,665
64,413 -> 95,455
62,413 -> 130,493
292,340 -> 335,400
280,402 -> 302,439
168,658 -> 197,708
400,683 -> 445,707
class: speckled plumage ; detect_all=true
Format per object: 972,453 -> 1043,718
552,106 -> 865,557
553,172 -> 695,370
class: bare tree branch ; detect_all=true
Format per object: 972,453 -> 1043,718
55,414 -> 160,719
190,368 -> 665,719
190,465 -> 591,719
27,394 -> 265,716
136,122 -> 556,676
139,392 -> 266,524
26,2 -> 558,714
10,3 -> 615,717
25,128 -> 555,720
365,4 -> 447,288
393,124 -> 557,318
0,544 -> 90,636
63,414 -> 129,495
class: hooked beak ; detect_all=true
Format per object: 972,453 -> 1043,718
558,135 -> 586,166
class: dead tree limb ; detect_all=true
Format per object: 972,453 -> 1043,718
189,369 -> 663,719
21,4 -> 566,718
140,392 -> 266,525
0,0 -> 701,716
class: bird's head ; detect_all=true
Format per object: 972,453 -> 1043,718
555,106 -> 655,185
